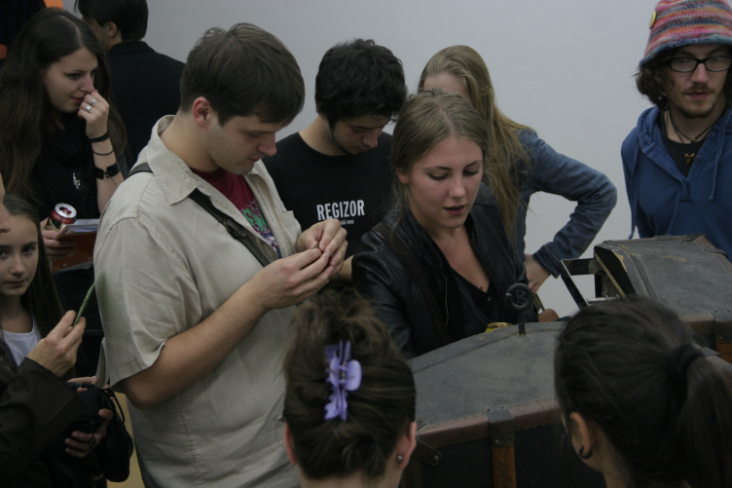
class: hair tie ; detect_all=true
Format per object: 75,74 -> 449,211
324,340 -> 362,421
668,344 -> 704,395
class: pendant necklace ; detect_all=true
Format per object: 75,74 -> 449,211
666,111 -> 719,164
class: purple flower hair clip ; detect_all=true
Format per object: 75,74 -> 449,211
324,340 -> 362,421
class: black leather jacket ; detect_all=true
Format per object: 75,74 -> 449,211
353,184 -> 536,358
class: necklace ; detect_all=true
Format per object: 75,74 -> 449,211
666,111 -> 719,164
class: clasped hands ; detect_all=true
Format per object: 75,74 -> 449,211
251,219 -> 347,311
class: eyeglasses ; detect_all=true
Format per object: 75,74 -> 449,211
666,56 -> 732,73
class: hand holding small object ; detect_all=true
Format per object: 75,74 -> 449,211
296,218 -> 347,273
41,218 -> 76,259
26,311 -> 85,377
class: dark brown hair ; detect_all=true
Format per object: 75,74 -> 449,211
636,49 -> 732,110
179,23 -> 304,126
419,45 -> 526,235
75,0 -> 148,41
283,290 -> 415,482
555,297 -> 732,488
0,8 -> 126,202
2,193 -> 64,340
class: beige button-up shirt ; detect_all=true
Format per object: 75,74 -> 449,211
94,116 -> 300,487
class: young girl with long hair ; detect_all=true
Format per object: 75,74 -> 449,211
420,45 -> 616,293
283,290 -> 417,488
555,297 -> 732,488
0,192 -> 112,487
353,90 -> 535,358
0,8 -> 126,375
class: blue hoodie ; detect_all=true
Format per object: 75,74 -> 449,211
622,106 -> 732,258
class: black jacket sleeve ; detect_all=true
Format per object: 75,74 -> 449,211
0,358 -> 84,481
353,231 -> 418,359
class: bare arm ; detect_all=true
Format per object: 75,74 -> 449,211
77,90 -> 123,212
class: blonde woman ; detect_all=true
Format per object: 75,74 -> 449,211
353,90 -> 535,358
420,45 -> 616,293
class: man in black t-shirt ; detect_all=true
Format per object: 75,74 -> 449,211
264,39 -> 407,257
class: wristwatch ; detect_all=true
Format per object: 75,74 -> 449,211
94,162 -> 120,180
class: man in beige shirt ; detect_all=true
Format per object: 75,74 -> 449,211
94,23 -> 346,487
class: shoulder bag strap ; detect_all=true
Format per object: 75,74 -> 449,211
128,163 -> 272,268
372,221 -> 452,346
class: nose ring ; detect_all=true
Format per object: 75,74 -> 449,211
85,104 -> 92,112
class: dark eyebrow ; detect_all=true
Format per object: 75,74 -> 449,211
349,123 -> 388,131
0,240 -> 38,249
462,160 -> 482,169
244,130 -> 274,137
426,160 -> 482,171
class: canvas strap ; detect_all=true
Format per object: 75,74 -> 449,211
128,163 -> 272,268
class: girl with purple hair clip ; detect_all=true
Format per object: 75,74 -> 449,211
282,290 -> 417,488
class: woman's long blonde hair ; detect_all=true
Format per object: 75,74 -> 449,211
419,45 -> 531,237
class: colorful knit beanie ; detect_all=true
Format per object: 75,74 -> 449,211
641,0 -> 732,66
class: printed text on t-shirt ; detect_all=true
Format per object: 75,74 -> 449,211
317,200 -> 365,221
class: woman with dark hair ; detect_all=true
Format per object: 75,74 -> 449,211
555,297 -> 732,488
0,192 -> 112,488
283,290 -> 416,488
420,45 -> 616,293
352,90 -> 535,358
0,8 -> 126,375
0,193 -> 66,345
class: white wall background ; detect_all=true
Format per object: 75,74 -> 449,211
66,0 -> 659,316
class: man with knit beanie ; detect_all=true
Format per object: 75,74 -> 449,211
622,0 -> 732,259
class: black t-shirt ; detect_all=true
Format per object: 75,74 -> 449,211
455,273 -> 501,325
658,112 -> 708,178
263,132 -> 394,257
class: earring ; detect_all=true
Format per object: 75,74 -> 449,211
578,446 -> 593,460
396,455 -> 404,463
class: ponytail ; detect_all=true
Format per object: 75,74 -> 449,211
555,296 -> 732,488
678,357 -> 732,488
283,289 -> 416,481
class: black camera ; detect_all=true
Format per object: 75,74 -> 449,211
49,383 -> 133,487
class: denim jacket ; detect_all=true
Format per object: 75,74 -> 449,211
515,130 -> 617,276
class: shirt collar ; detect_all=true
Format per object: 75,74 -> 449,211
142,115 -> 265,205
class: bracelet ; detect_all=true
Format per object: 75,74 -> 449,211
88,131 -> 110,143
94,162 -> 120,179
92,148 -> 115,156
